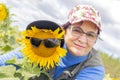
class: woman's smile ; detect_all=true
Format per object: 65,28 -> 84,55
73,42 -> 85,49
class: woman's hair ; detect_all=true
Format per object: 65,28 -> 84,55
61,22 -> 71,30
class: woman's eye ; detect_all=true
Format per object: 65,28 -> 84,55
87,33 -> 94,37
73,28 -> 83,33
87,33 -> 97,38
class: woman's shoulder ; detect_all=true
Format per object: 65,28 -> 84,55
85,48 -> 103,67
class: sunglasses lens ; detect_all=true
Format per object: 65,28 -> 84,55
44,39 -> 60,48
30,38 -> 42,47
30,38 -> 60,48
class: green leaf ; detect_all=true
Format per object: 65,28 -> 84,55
32,64 -> 41,76
2,45 -> 13,52
8,36 -> 16,45
5,57 -> 24,67
0,78 -> 19,80
14,72 -> 22,78
14,59 -> 24,67
5,57 -> 16,64
40,69 -> 53,80
0,65 -> 16,78
16,69 -> 36,80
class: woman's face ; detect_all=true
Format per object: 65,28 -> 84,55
64,21 -> 98,56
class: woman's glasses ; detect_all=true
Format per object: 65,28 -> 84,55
26,37 -> 61,48
69,25 -> 98,42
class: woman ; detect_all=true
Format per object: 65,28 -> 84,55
0,4 -> 105,80
50,5 -> 105,80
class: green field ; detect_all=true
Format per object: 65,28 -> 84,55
101,52 -> 120,79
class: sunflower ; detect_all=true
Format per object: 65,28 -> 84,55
0,3 -> 8,22
21,27 -> 66,69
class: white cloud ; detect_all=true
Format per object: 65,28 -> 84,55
109,1 -> 120,23
95,23 -> 120,58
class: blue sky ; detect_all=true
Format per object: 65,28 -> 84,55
1,0 -> 120,58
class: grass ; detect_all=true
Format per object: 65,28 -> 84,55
100,52 -> 120,79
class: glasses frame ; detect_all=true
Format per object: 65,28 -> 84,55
69,25 -> 99,42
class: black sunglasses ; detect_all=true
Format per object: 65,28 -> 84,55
27,37 -> 61,48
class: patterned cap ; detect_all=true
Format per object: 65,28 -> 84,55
68,5 -> 101,30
